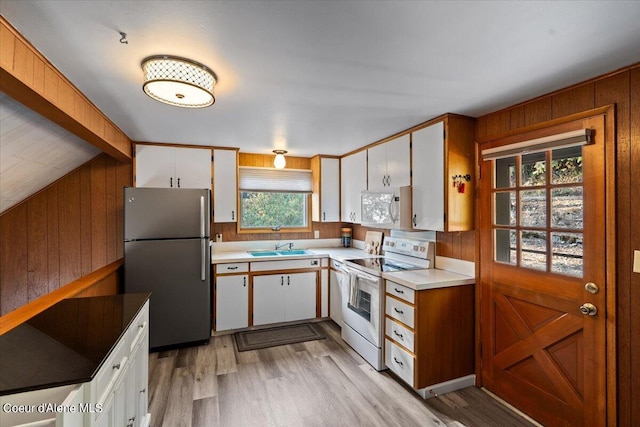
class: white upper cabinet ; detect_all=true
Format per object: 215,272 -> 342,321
311,156 -> 340,222
412,121 -> 445,230
411,115 -> 475,231
340,150 -> 367,223
213,149 -> 238,223
367,134 -> 410,190
135,144 -> 211,189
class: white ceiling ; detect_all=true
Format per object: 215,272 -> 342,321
1,1 -> 640,158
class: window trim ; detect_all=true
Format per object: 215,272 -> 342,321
236,191 -> 312,234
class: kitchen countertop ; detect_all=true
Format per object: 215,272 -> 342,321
383,268 -> 474,290
212,246 -> 377,264
0,293 -> 150,396
212,246 -> 475,290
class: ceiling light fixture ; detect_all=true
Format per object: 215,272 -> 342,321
141,55 -> 216,108
273,150 -> 287,169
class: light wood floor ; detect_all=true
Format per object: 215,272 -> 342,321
147,320 -> 536,427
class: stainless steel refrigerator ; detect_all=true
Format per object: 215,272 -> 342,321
124,187 -> 211,349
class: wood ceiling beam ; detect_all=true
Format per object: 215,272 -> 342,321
0,16 -> 132,162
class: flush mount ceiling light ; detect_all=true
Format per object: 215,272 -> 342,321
273,150 -> 287,169
141,55 -> 216,108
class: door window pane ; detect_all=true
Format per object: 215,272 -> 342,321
520,231 -> 547,270
521,153 -> 546,186
520,190 -> 546,227
551,232 -> 583,277
552,146 -> 582,184
495,157 -> 517,189
551,187 -> 583,229
494,191 -> 516,226
495,229 -> 517,265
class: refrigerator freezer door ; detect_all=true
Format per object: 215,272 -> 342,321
124,187 -> 210,240
124,238 -> 211,348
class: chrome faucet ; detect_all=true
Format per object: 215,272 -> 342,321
275,242 -> 294,250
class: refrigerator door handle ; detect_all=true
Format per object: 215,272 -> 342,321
201,239 -> 206,281
200,196 -> 205,238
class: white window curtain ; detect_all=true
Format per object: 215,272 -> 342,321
239,166 -> 312,193
481,129 -> 592,160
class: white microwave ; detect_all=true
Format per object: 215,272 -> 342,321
361,186 -> 412,229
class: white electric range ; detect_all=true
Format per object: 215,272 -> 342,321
339,236 -> 435,370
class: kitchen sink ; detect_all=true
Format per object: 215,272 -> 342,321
247,250 -> 280,256
247,249 -> 313,257
276,249 -> 313,255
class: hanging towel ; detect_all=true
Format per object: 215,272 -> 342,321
348,272 -> 360,307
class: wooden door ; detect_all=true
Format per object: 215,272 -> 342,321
479,115 -> 609,426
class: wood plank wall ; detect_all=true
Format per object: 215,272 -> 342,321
475,63 -> 639,427
0,153 -> 131,315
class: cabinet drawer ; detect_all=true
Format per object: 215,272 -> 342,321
385,296 -> 415,328
386,281 -> 415,304
251,258 -> 321,271
217,262 -> 249,274
94,336 -> 128,407
385,339 -> 415,387
385,318 -> 415,353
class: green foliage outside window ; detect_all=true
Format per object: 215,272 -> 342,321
240,192 -> 307,229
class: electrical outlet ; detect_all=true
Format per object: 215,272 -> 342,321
634,250 -> 640,273
314,230 -> 320,239
216,233 -> 223,243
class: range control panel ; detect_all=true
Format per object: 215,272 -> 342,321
384,237 -> 435,263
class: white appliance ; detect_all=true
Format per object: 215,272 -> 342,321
340,236 -> 435,370
361,186 -> 412,229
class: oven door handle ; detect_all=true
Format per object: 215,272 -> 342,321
354,271 -> 380,284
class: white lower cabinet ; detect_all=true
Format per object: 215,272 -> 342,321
215,275 -> 249,331
253,272 -> 317,325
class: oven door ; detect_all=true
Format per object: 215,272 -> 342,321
340,268 -> 381,347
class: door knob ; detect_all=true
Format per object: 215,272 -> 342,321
585,282 -> 599,294
579,303 -> 597,316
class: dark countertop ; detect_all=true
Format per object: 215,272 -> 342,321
0,293 -> 150,396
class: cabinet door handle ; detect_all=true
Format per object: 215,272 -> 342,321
393,356 -> 403,367
232,211 -> 235,221
394,287 -> 404,294
394,307 -> 404,314
413,214 -> 417,227
323,212 -> 326,221
393,330 -> 404,339
227,266 -> 238,270
113,362 -> 121,370
243,277 -> 246,287
177,177 -> 181,188
170,177 -> 173,188
287,276 -> 290,286
281,276 -> 284,286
